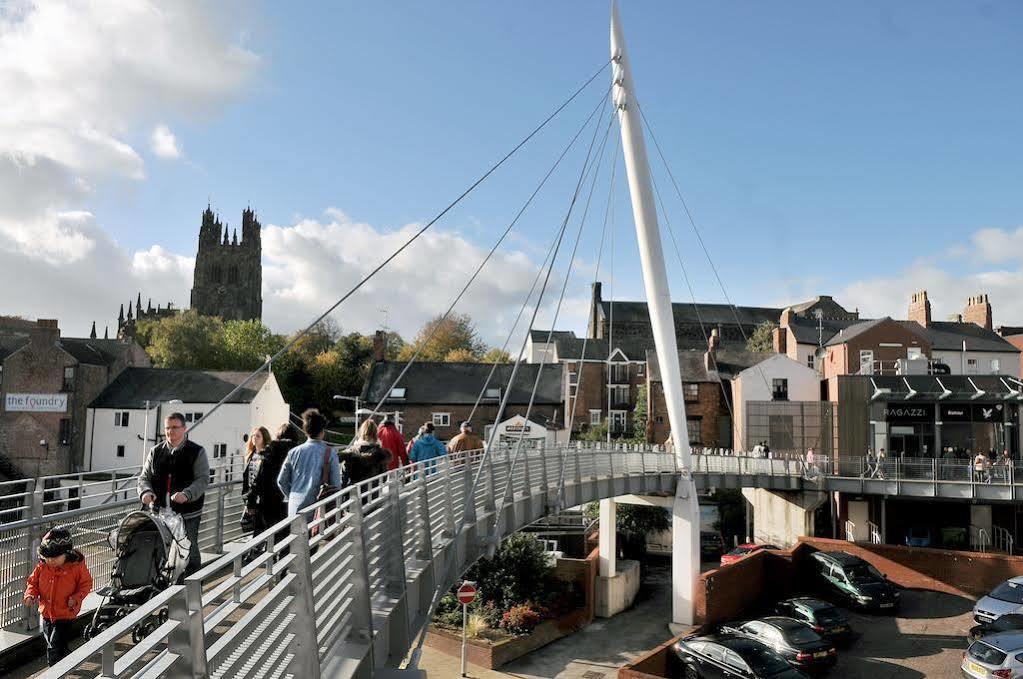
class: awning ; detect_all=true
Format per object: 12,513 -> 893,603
868,375 -> 1023,402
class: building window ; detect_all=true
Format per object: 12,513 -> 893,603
432,413 -> 450,427
484,387 -> 501,400
637,363 -> 645,376
62,366 -> 75,392
772,378 -> 789,401
590,410 -> 602,426
991,359 -> 1001,373
686,419 -> 702,445
907,347 -> 923,360
58,419 -> 71,446
609,384 -> 629,405
213,443 -> 227,459
388,387 -> 406,400
183,412 -> 205,424
683,384 -> 699,401
609,411 -> 627,433
967,358 -> 978,374
116,445 -> 125,458
114,411 -> 130,427
610,363 -> 629,383
806,355 -> 814,370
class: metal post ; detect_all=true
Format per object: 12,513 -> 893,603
286,514 -> 323,678
416,473 -> 434,561
443,456 -> 456,539
461,600 -> 468,677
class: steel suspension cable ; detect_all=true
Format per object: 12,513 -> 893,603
176,60 -> 611,440
369,86 -> 614,420
405,103 -> 615,672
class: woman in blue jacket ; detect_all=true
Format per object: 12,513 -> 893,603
409,422 -> 447,474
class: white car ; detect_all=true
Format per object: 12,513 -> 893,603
974,577 -> 1023,624
962,631 -> 1023,678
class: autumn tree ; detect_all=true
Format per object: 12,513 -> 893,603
397,313 -> 487,362
746,320 -> 776,353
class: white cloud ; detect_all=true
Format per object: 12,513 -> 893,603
0,0 -> 257,267
150,124 -> 182,159
838,227 -> 1023,326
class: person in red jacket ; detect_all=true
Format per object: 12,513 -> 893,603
24,527 -> 93,666
378,413 -> 410,470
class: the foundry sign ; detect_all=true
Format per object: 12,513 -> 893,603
4,393 -> 68,413
940,404 -> 1004,422
940,405 -> 971,422
883,404 -> 934,422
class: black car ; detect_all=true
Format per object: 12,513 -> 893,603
969,612 -> 1023,642
672,632 -> 809,678
808,551 -> 900,612
723,617 -> 836,674
774,597 -> 853,643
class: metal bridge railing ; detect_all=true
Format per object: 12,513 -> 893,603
46,443 -> 676,678
0,461 -> 245,632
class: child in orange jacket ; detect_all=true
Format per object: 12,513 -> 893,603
24,527 -> 93,666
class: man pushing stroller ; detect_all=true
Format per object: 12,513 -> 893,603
138,412 -> 209,578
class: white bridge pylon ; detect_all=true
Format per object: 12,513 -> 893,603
610,0 -> 701,627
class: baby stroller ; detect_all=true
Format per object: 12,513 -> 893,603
84,506 -> 190,642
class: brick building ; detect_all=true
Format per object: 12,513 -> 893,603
0,317 -> 149,478
360,360 -> 564,443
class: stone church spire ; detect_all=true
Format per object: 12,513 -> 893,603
89,321 -> 97,339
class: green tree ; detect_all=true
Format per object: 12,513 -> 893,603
221,319 -> 285,370
630,383 -> 649,444
746,320 -> 776,353
138,311 -> 225,369
397,313 -> 486,362
483,347 -> 512,363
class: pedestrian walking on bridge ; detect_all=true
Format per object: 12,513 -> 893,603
277,409 -> 341,516
447,421 -> 484,456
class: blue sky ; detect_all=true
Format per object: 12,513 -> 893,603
4,1 -> 1023,340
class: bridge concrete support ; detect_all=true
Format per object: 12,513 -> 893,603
742,488 -> 826,548
595,498 -> 641,618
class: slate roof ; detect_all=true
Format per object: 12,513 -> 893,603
0,336 -> 28,362
361,361 -> 563,405
529,329 -> 577,343
59,338 -> 129,366
646,349 -> 772,383
90,368 -> 270,409
787,317 -> 862,345
600,301 -> 782,327
914,321 -> 1019,353
823,318 -> 900,347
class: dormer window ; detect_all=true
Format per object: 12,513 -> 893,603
484,387 -> 501,400
388,387 -> 406,400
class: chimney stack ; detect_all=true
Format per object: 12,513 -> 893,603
964,294 -> 993,331
908,290 -> 931,328
705,328 -> 721,374
372,330 -> 388,362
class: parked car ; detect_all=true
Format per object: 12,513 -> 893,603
808,551 -> 900,612
721,543 -> 781,567
722,617 -> 836,674
774,597 -> 853,643
701,531 -> 726,556
672,631 -> 810,678
962,632 -> 1023,678
974,577 -> 1023,625
970,613 -> 1023,642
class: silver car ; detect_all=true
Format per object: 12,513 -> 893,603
962,631 -> 1023,678
975,577 -> 1023,624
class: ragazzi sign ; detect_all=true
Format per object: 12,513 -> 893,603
884,404 -> 934,422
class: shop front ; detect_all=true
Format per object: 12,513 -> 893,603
872,401 -> 1019,458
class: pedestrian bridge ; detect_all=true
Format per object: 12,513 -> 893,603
0,446 -> 1014,677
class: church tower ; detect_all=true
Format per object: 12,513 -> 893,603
189,204 -> 263,321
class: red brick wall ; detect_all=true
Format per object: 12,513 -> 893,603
798,536 -> 1023,598
648,379 -> 727,448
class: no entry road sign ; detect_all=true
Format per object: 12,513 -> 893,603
457,582 -> 477,605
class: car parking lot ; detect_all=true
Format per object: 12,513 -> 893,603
827,588 -> 973,678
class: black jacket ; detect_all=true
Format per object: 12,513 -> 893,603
242,439 -> 290,525
339,441 -> 390,486
138,439 -> 209,518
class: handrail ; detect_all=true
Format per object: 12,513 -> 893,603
867,520 -> 881,545
844,520 -> 856,542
